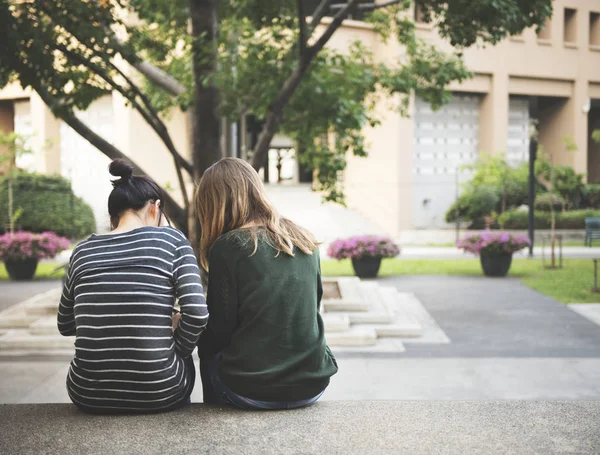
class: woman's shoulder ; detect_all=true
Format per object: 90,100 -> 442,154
212,229 -> 253,252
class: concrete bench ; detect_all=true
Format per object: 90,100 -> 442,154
1,402 -> 599,454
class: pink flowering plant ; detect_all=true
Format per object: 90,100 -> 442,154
457,231 -> 530,256
328,235 -> 400,260
0,231 -> 70,262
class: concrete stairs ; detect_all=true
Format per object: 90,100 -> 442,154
0,278 -> 449,354
0,288 -> 76,353
321,278 -> 449,352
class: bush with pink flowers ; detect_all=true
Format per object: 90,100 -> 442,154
327,235 -> 400,260
0,231 -> 70,262
457,231 -> 530,256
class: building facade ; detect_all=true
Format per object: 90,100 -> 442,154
342,0 -> 600,237
1,0 -> 599,237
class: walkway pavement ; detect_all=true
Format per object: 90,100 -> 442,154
0,280 -> 61,313
2,276 -> 600,403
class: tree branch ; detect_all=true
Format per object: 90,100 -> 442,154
310,0 -> 361,56
126,59 -> 187,97
309,0 -> 332,31
330,0 -> 402,12
54,45 -> 191,211
297,0 -> 308,57
250,0 -> 361,170
35,86 -> 188,231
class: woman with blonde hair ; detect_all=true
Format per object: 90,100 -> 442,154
196,157 -> 338,410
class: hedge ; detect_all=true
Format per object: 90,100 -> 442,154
0,172 -> 96,239
499,209 -> 600,230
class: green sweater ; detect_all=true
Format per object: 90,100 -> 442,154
197,229 -> 338,402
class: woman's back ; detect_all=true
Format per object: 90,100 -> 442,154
58,226 -> 207,413
198,229 -> 337,402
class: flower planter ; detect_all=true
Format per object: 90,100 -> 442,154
479,253 -> 513,277
351,257 -> 382,278
4,259 -> 39,281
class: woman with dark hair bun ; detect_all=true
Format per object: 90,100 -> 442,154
57,159 -> 207,414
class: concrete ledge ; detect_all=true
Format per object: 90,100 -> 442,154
1,401 -> 599,454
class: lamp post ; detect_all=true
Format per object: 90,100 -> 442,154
528,98 -> 539,258
528,137 -> 537,257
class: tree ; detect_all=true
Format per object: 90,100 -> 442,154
0,0 -> 553,241
0,132 -> 31,233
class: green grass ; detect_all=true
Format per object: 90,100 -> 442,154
0,262 -> 65,281
322,258 -> 600,304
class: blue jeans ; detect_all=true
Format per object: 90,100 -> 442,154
200,354 -> 324,410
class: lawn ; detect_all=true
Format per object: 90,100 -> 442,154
321,258 -> 600,304
0,262 -> 65,281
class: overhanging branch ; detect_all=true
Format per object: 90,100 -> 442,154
35,87 -> 188,231
297,0 -> 308,57
330,0 -> 402,12
309,0 -> 332,31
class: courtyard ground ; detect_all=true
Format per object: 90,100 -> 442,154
2,275 -> 600,403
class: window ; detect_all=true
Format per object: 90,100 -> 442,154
537,17 -> 552,40
591,12 -> 600,46
564,8 -> 578,44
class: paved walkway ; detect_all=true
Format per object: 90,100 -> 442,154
0,280 -> 61,313
2,276 -> 600,402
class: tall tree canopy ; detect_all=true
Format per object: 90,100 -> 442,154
0,0 -> 552,237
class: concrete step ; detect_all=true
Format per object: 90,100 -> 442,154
29,317 -> 59,336
0,331 -> 74,350
322,314 -> 350,333
0,308 -> 39,329
322,299 -> 369,312
325,327 -> 377,347
394,292 -> 451,344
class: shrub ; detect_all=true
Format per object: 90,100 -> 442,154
0,231 -> 70,261
582,184 -> 600,209
0,172 -> 96,239
328,236 -> 400,260
457,231 -> 530,256
445,186 -> 500,223
499,209 -> 600,229
535,193 -> 567,211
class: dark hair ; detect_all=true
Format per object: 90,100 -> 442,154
108,159 -> 164,228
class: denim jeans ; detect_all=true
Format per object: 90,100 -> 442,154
200,354 -> 325,410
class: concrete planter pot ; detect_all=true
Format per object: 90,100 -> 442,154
4,259 -> 39,281
479,253 -> 513,277
351,257 -> 382,278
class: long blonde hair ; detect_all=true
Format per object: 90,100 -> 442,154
196,157 -> 317,270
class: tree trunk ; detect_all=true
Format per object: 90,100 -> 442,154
189,0 -> 223,253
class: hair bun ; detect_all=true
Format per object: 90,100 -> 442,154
109,159 -> 134,184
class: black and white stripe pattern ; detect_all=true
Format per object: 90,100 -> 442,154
58,226 -> 207,413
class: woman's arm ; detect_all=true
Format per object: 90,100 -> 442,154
197,241 -> 238,357
173,239 -> 208,357
57,261 -> 76,336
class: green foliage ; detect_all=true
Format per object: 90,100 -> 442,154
446,186 -> 500,223
592,129 -> 600,144
536,149 -> 585,208
582,184 -> 600,209
0,172 -> 96,238
535,193 -> 567,212
445,155 -> 529,224
499,209 -> 600,230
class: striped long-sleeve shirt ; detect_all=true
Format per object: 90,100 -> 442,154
57,226 -> 207,413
